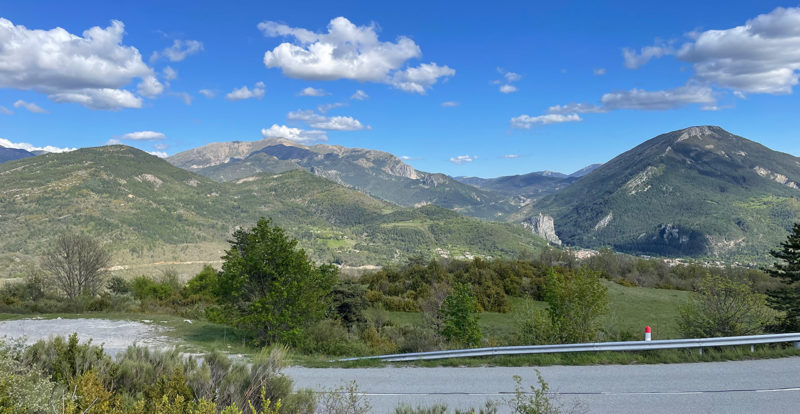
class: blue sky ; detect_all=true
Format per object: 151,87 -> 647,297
1,0 -> 799,177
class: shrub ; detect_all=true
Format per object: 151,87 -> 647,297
542,268 -> 608,344
679,273 -> 780,337
440,282 -> 481,347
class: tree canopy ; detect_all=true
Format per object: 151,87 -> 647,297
214,218 -> 338,345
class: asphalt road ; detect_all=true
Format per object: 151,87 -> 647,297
286,357 -> 800,413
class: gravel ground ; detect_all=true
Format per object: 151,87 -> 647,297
0,318 -> 174,356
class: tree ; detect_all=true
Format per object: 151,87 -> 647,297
215,218 -> 338,345
440,282 -> 482,347
679,273 -> 779,337
42,232 -> 110,300
765,223 -> 800,330
543,268 -> 608,343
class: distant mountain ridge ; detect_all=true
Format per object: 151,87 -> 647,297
168,138 -> 519,220
531,126 -> 800,262
0,145 -> 35,164
455,164 -> 601,199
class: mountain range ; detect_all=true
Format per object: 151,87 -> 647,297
0,146 -> 546,277
1,125 -> 798,276
167,139 -> 518,220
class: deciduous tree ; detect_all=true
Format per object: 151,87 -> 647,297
42,233 -> 110,300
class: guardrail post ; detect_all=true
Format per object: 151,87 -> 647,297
698,347 -> 703,355
794,341 -> 800,350
750,344 -> 754,353
644,326 -> 651,341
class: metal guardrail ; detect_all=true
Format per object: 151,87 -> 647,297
340,333 -> 800,362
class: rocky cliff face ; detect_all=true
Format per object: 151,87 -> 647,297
523,213 -> 562,245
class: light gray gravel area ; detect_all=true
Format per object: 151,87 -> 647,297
0,318 -> 174,356
286,357 -> 800,413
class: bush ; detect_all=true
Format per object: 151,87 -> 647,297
542,268 -> 608,344
440,282 -> 481,347
679,273 -> 780,337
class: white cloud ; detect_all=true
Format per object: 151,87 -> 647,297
153,142 -> 169,150
388,63 -> 455,94
261,124 -> 328,143
511,114 -> 582,129
499,84 -> 518,94
625,7 -> 800,95
151,39 -> 203,62
0,18 -> 161,110
676,7 -> 800,94
260,17 -> 453,93
198,89 -> 216,99
119,131 -> 166,141
0,137 -> 74,153
599,83 -> 715,110
147,151 -> 168,158
495,68 -> 522,93
0,106 -> 12,115
400,155 -> 421,161
547,102 -> 607,114
287,109 -> 368,131
502,154 -> 520,158
173,92 -> 192,105
622,45 -> 673,69
13,100 -> 47,113
351,90 -> 369,100
137,75 -> 164,97
441,101 -> 459,107
593,68 -> 606,76
163,66 -> 178,81
226,82 -> 265,100
318,102 -> 346,113
298,87 -> 327,96
105,138 -> 122,145
449,155 -> 477,165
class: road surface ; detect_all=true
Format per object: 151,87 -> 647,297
286,357 -> 800,413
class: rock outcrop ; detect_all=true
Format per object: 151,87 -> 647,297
523,213 -> 562,245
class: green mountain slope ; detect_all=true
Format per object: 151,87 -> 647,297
0,146 -> 546,276
168,139 -> 519,220
532,126 -> 800,262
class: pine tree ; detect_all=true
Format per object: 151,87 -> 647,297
765,223 -> 800,331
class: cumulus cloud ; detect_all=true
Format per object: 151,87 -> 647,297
511,114 -> 582,129
0,18 -> 162,110
499,84 -> 518,94
625,7 -> 800,94
0,137 -> 74,153
226,82 -> 265,100
494,68 -> 522,93
517,83 -> 715,129
151,39 -> 204,62
288,109 -> 367,131
298,87 -> 327,96
351,90 -> 369,100
622,45 -> 673,69
13,100 -> 47,113
449,155 -> 477,165
441,101 -> 459,107
260,17 -> 454,93
261,124 -> 327,143
389,63 -> 455,94
163,66 -> 178,81
147,151 -> 168,158
599,83 -> 715,110
198,89 -> 216,99
119,131 -> 166,141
